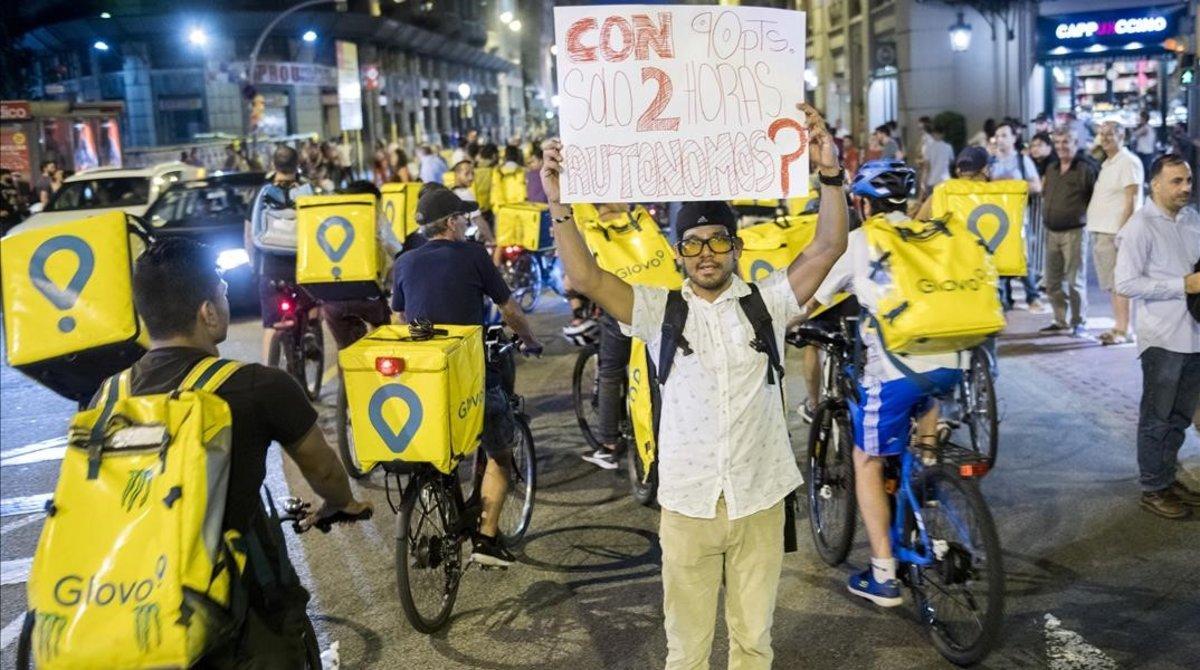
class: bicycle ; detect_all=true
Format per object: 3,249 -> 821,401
945,346 -> 999,467
14,495 -> 372,670
267,280 -> 325,401
798,322 -> 1005,666
392,325 -> 538,634
570,340 -> 658,506
500,246 -> 565,313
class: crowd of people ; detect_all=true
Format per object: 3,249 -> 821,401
0,159 -> 70,229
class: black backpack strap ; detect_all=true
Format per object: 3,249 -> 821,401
656,290 -> 691,386
738,284 -> 783,386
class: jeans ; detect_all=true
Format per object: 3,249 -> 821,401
597,313 -> 632,446
1000,269 -> 1040,308
1043,228 -> 1088,327
1137,348 -> 1200,492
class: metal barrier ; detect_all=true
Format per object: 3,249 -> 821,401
1026,193 -> 1046,286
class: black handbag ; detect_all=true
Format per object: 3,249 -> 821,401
1189,259 -> 1200,323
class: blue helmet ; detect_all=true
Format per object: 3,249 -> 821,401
850,160 -> 916,205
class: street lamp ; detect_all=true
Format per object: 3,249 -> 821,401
550,94 -> 560,108
509,19 -> 522,32
93,40 -> 110,51
949,12 -> 972,52
302,30 -> 318,42
99,12 -> 112,19
458,83 -> 472,100
549,44 -> 557,56
500,11 -> 513,24
187,27 -> 209,47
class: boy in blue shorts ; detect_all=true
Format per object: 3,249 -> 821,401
810,160 -> 968,606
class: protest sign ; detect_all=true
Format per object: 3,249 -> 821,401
553,5 -> 808,203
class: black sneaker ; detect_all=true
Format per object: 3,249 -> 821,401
471,533 -> 516,567
1039,322 -> 1069,333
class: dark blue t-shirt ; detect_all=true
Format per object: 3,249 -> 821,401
391,239 -> 511,325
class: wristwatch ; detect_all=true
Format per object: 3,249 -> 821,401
818,170 -> 845,187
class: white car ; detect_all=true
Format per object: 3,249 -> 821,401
7,162 -> 204,235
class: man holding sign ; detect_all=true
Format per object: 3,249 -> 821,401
540,98 -> 846,668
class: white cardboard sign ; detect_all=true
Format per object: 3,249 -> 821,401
553,4 -> 808,203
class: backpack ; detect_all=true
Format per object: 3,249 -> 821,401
581,208 -> 682,289
737,215 -> 818,282
654,284 -> 798,553
252,181 -> 312,254
930,179 -> 1030,276
295,194 -> 384,301
25,358 -> 250,669
492,165 -> 527,206
860,214 -> 1005,355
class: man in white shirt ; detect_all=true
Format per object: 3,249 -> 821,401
1114,154 -> 1200,519
540,104 -> 849,669
921,124 -> 954,202
812,160 -> 968,609
990,121 -> 1046,312
1088,121 -> 1144,344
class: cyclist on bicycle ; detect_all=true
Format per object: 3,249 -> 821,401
577,202 -> 678,469
321,180 -> 403,350
390,183 -> 543,567
246,145 -> 315,362
810,160 -> 969,607
109,237 -> 371,665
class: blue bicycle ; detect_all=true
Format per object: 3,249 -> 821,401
794,318 -> 1005,667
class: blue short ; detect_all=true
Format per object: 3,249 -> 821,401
849,369 -> 963,457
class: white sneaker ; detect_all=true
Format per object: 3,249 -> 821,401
582,448 -> 619,470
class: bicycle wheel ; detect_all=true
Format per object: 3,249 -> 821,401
805,401 -> 857,566
301,317 -> 325,401
396,472 -> 462,634
336,379 -> 369,479
963,350 -> 999,466
905,465 -> 1005,667
266,330 -> 287,369
627,440 -> 658,507
498,414 -> 537,547
301,614 -> 322,669
571,346 -> 604,451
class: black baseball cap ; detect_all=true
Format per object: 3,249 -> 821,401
955,146 -> 990,174
414,183 -> 477,226
675,201 -> 738,239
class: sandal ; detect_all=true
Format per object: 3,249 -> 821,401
1099,330 -> 1132,346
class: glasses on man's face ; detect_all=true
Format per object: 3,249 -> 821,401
677,234 -> 736,258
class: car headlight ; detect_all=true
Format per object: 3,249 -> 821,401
216,248 -> 250,271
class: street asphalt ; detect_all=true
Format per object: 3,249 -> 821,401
1,285 -> 1198,669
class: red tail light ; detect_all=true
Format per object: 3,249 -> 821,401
503,246 -> 525,261
959,462 -> 990,479
375,357 -> 405,376
278,299 -> 294,315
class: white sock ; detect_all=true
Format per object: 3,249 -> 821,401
871,557 -> 897,584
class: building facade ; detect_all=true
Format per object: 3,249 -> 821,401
8,0 -> 557,162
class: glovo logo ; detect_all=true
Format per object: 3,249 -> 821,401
368,384 -> 423,453
29,235 -> 95,333
966,204 -> 1009,254
383,200 -> 396,226
614,249 -> 668,280
749,259 -> 775,282
121,468 -> 155,512
457,389 -> 485,419
315,216 -> 355,279
133,602 -> 162,652
917,268 -> 989,294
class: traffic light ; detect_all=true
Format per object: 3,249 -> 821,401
1180,54 -> 1196,87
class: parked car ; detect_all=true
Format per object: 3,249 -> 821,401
143,172 -> 266,311
6,161 -> 204,235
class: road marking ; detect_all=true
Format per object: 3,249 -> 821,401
323,365 -> 339,385
1,446 -> 66,467
0,614 -> 25,652
0,557 -> 32,586
0,514 -> 44,536
0,494 -> 53,518
1044,613 -> 1119,670
0,436 -> 67,464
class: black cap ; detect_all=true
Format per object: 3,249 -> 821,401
415,183 -> 477,226
955,146 -> 990,174
675,201 -> 737,240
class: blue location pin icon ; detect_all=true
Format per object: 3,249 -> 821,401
749,260 -> 774,283
315,216 -> 355,279
967,204 -> 1010,254
368,384 -> 423,453
28,235 -> 95,333
384,200 -> 396,226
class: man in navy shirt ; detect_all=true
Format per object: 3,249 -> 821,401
392,184 -> 541,565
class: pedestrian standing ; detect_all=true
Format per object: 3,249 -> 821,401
1040,128 -> 1097,337
417,145 -> 448,184
1028,132 -> 1055,177
1132,111 -> 1156,178
1087,122 -> 1144,345
969,118 -> 996,149
34,160 -> 56,207
990,122 -> 1046,312
1114,154 -> 1200,519
921,123 -> 953,199
874,125 -> 901,161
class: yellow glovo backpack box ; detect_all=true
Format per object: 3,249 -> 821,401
491,165 -> 528,207
581,207 -> 682,289
380,182 -> 422,243
339,324 -> 485,474
931,178 -> 1029,276
494,202 -> 552,250
295,194 -> 383,301
863,215 -> 1006,355
26,358 -> 247,669
1,211 -> 149,403
737,215 -> 818,282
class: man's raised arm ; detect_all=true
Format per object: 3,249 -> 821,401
541,139 -> 635,324
786,103 -> 850,306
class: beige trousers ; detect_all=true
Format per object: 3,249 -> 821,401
660,497 -> 785,670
